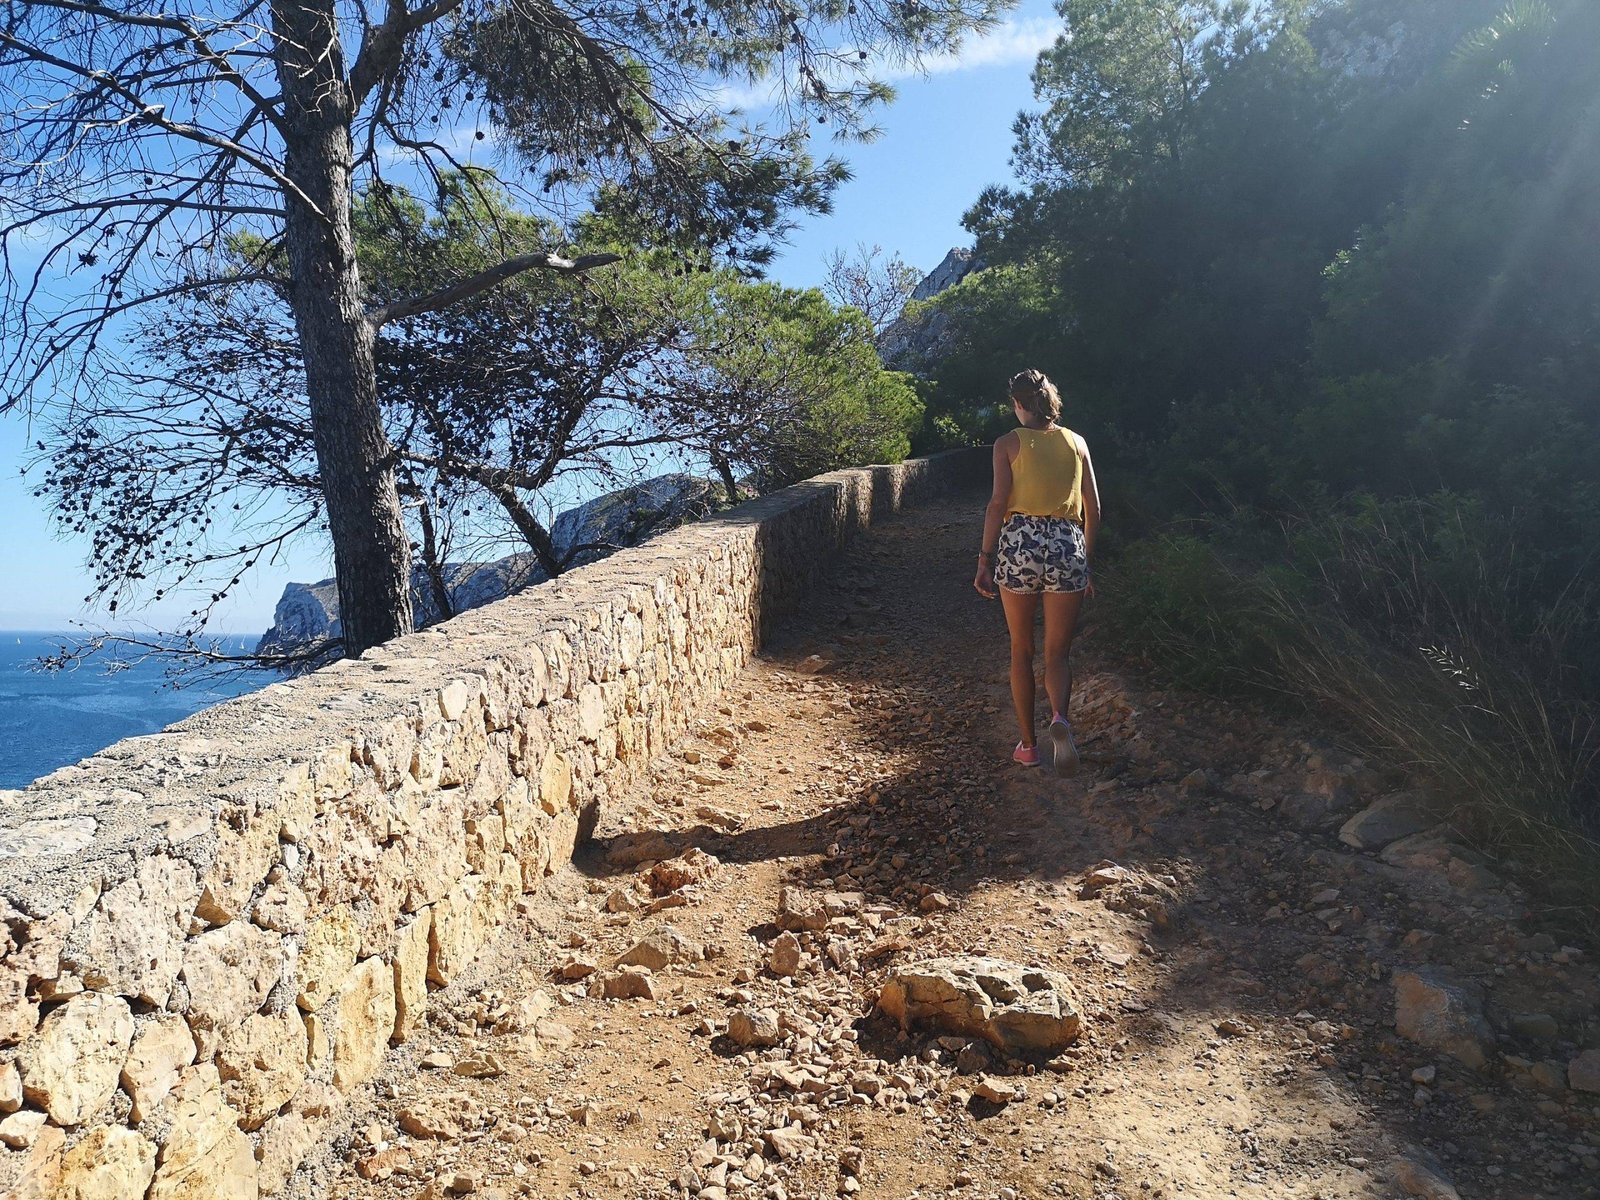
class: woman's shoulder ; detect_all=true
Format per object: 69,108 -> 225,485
993,429 -> 1021,452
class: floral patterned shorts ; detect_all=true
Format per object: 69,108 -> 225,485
994,514 -> 1090,594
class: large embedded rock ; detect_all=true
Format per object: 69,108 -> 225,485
331,957 -> 395,1093
726,1008 -> 782,1048
617,925 -> 702,972
196,812 -> 281,926
293,905 -> 359,1011
392,913 -> 432,1042
145,1065 -> 257,1200
55,1124 -> 157,1200
877,956 -> 1083,1057
1393,968 -> 1491,1070
19,992 -> 135,1125
776,885 -> 830,933
0,1121 -> 65,1198
254,1110 -> 321,1196
1339,793 -> 1437,851
215,1010 -> 307,1129
180,921 -> 283,1057
1569,1049 -> 1600,1094
120,1014 -> 197,1121
62,856 -> 198,1006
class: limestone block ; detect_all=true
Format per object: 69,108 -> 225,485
359,718 -> 417,793
0,970 -> 37,1048
62,856 -> 198,1006
355,848 -> 409,961
440,709 -> 487,788
510,708 -> 549,780
0,1059 -> 18,1113
55,1123 -> 157,1200
146,1065 -> 257,1200
19,991 -> 135,1125
0,1121 -> 65,1199
392,913 -> 431,1043
120,1014 -> 196,1121
274,764 -> 316,846
537,631 -> 573,701
544,699 -> 582,751
514,644 -> 549,710
398,794 -> 470,913
1569,1049 -> 1600,1093
465,813 -> 506,875
576,683 -> 607,744
0,1108 -> 47,1148
546,811 -> 581,875
216,1010 -> 307,1129
498,777 -> 536,851
877,956 -> 1084,1058
1339,793 -> 1437,851
466,753 -> 512,821
180,920 -> 282,1058
331,957 -> 394,1094
303,1010 -> 330,1075
254,1110 -> 320,1195
251,881 -> 310,934
308,744 -> 356,813
427,876 -> 484,988
514,823 -> 550,891
538,750 -> 572,816
617,611 -> 644,672
410,721 -> 448,792
293,905 -> 358,1011
595,726 -> 619,773
437,679 -> 473,722
480,666 -> 515,733
194,805 -> 279,926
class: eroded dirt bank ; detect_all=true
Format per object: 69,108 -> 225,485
301,496 -> 1600,1200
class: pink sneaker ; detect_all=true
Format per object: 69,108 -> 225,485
1048,714 -> 1079,776
1012,742 -> 1040,767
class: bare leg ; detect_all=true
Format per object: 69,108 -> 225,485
1041,589 -> 1087,721
1000,588 -> 1040,746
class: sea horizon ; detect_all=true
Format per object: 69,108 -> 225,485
0,631 -> 272,790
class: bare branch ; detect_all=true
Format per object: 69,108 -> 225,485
367,251 -> 622,327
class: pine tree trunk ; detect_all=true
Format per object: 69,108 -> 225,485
272,0 -> 413,656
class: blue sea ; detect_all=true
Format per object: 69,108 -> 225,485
0,633 -> 270,789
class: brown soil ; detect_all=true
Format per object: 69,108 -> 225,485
303,496 -> 1600,1200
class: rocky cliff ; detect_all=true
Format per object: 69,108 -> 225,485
876,246 -> 982,373
256,474 -> 719,659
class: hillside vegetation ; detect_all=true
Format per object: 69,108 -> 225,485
914,0 -> 1600,905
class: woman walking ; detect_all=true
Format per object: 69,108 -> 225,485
973,370 -> 1101,772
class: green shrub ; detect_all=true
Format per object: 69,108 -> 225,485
1103,496 -> 1600,918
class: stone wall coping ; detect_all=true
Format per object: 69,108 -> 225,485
0,450 -> 982,915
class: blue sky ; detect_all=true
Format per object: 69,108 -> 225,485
0,3 -> 1057,635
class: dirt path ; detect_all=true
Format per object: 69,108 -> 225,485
304,496 -> 1600,1200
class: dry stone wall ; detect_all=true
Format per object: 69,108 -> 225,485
0,450 -> 983,1200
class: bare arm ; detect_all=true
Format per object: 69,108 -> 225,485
1077,433 -> 1101,565
974,435 -> 1015,599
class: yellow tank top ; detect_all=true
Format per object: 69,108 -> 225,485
1007,426 -> 1084,522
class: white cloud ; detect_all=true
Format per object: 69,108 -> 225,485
906,16 -> 1062,79
714,16 -> 1061,112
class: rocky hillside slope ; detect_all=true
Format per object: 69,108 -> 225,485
257,475 -> 719,658
876,247 -> 981,373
